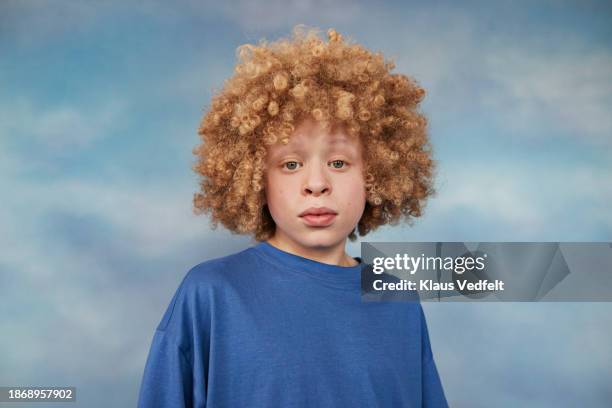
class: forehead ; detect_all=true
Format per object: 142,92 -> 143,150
268,118 -> 361,154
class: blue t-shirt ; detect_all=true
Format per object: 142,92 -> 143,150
137,241 -> 448,407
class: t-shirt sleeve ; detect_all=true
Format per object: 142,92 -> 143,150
137,330 -> 194,407
137,269 -> 209,408
419,304 -> 449,408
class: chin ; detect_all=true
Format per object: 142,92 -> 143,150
298,231 -> 345,248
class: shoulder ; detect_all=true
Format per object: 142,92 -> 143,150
156,245 -> 258,332
182,245 -> 259,290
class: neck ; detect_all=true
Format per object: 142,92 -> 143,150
266,234 -> 357,267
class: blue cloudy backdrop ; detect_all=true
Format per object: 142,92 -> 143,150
1,0 -> 611,407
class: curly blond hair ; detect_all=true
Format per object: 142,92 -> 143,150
192,25 -> 435,242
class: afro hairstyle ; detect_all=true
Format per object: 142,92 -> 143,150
192,25 -> 436,242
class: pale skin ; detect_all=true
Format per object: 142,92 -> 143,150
263,117 -> 367,267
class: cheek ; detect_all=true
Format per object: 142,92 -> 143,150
265,175 -> 289,213
341,176 -> 367,211
346,173 -> 366,197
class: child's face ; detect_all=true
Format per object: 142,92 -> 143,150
264,117 -> 366,252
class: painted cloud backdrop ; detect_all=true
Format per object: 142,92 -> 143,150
1,1 -> 611,406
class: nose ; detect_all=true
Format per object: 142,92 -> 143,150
302,160 -> 331,196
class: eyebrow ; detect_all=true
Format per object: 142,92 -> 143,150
270,140 -> 357,159
329,138 -> 351,146
276,137 -> 353,151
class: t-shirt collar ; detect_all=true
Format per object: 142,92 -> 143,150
252,241 -> 363,286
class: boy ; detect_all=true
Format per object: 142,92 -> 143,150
137,25 -> 448,407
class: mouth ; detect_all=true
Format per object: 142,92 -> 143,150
299,213 -> 337,227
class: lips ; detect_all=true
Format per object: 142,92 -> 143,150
301,213 -> 337,227
299,207 -> 338,227
299,207 -> 337,217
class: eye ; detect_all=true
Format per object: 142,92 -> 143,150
283,161 -> 301,170
329,159 -> 347,169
